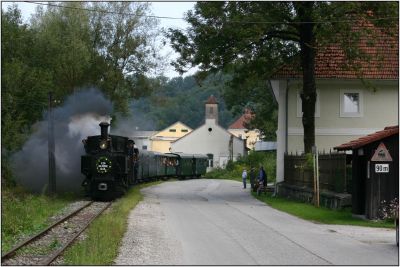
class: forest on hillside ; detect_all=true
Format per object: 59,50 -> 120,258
126,75 -> 236,131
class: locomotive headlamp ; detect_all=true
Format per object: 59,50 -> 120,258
96,157 -> 112,174
99,140 -> 108,150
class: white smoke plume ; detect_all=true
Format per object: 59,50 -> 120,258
11,88 -> 113,193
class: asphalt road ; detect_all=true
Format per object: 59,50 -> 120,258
114,179 -> 398,265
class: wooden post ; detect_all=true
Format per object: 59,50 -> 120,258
316,150 -> 320,207
312,146 -> 317,206
48,92 -> 56,195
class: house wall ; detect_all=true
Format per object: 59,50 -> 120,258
171,119 -> 245,168
228,128 -> 261,150
286,79 -> 398,153
151,139 -> 175,153
132,137 -> 152,150
150,122 -> 192,153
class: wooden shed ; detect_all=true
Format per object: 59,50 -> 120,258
335,126 -> 399,219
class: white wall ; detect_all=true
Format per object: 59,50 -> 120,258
286,79 -> 398,153
272,78 -> 398,184
171,119 -> 245,168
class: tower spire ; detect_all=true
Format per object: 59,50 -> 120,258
205,95 -> 219,124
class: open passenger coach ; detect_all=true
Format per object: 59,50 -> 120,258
81,122 -> 208,200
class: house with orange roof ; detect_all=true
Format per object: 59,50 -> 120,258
227,109 -> 262,150
270,21 -> 399,185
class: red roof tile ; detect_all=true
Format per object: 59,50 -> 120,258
205,95 -> 218,104
228,109 -> 254,129
335,126 -> 399,150
273,21 -> 398,80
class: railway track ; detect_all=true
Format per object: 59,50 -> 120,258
1,201 -> 111,266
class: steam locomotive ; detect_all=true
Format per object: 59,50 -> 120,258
81,122 -> 208,200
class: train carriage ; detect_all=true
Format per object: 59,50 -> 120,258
166,153 -> 208,179
193,154 -> 208,177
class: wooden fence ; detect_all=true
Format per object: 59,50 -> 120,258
284,152 -> 349,193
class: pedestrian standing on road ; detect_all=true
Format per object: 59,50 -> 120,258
249,167 -> 256,191
258,166 -> 267,187
242,169 -> 247,189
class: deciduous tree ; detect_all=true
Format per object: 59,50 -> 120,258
167,1 -> 398,152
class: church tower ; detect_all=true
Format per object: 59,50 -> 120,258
205,95 -> 219,124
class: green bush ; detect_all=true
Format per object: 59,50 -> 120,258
205,151 -> 276,182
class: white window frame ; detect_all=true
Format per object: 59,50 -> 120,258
339,89 -> 364,118
297,89 -> 320,118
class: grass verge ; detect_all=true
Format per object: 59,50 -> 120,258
62,181 -> 162,265
254,192 -> 395,228
1,187 -> 76,254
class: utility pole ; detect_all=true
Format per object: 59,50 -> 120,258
48,92 -> 56,195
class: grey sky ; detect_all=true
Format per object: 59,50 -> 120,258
1,1 -> 196,78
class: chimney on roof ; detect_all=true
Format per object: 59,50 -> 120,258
205,95 -> 219,124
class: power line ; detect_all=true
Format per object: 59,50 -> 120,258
25,1 -> 183,20
23,1 -> 398,25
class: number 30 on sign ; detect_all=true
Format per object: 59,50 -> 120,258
375,164 -> 389,173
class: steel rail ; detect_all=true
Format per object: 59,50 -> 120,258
42,201 -> 112,265
1,201 -> 93,262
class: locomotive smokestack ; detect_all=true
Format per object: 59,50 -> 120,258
99,122 -> 110,140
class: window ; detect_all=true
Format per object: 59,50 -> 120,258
297,89 -> 320,118
209,107 -> 214,114
340,89 -> 363,117
169,129 -> 176,132
142,145 -> 147,150
181,129 -> 188,132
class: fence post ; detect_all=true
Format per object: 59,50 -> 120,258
316,150 -> 320,207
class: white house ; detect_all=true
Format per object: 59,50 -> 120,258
227,109 -> 262,150
171,95 -> 246,169
270,22 -> 399,184
130,131 -> 157,151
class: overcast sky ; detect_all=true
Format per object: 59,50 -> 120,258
1,1 -> 196,78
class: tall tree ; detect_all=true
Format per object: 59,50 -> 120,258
87,1 -> 163,113
167,1 -> 398,153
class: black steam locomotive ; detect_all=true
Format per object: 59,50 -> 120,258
81,122 -> 208,200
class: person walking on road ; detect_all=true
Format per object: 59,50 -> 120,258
249,167 -> 256,191
258,166 -> 267,187
242,169 -> 247,189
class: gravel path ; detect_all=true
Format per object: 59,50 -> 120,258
114,192 -> 183,265
114,179 -> 398,265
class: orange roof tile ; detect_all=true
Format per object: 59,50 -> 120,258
335,126 -> 399,150
273,21 -> 398,80
228,109 -> 254,129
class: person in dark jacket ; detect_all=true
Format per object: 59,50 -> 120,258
258,166 -> 267,187
249,167 -> 256,191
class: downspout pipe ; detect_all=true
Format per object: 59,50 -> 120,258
285,79 -> 289,153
